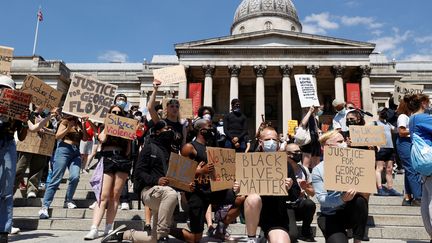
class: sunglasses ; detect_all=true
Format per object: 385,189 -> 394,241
111,111 -> 122,115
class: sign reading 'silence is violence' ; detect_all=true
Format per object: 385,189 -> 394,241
236,152 -> 288,196
63,74 -> 117,123
104,113 -> 138,140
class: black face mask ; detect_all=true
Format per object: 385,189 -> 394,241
346,120 -> 360,127
156,130 -> 175,146
200,128 -> 215,141
291,153 -> 302,163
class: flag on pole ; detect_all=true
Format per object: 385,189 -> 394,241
37,8 -> 43,21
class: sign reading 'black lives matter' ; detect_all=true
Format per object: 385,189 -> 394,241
63,74 -> 117,123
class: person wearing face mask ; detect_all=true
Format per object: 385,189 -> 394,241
332,99 -> 352,138
403,94 -> 432,240
224,99 -> 249,152
114,93 -> 128,112
240,126 -> 300,243
285,143 -> 316,242
103,120 -> 180,243
169,119 -> 244,242
373,107 -> 401,197
312,130 -> 368,243
84,105 -> 132,240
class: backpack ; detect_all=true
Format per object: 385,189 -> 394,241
411,133 -> 432,176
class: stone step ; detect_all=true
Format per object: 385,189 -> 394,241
13,198 -> 142,209
11,218 -> 429,240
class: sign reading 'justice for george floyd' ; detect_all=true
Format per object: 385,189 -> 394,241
324,146 -> 376,194
236,152 -> 288,196
63,74 -> 117,123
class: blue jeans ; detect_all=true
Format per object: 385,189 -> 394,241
0,139 -> 17,233
42,141 -> 81,208
397,137 -> 422,199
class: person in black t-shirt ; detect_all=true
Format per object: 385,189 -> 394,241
224,99 -> 249,152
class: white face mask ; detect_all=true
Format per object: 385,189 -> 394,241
263,139 -> 278,152
203,114 -> 212,121
337,142 -> 348,148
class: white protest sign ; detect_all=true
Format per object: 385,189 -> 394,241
153,65 -> 187,85
294,74 -> 320,108
393,81 -> 424,105
0,46 -> 13,76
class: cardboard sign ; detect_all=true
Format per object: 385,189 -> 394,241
324,146 -> 376,194
166,153 -> 198,192
294,74 -> 320,108
63,73 -> 117,123
394,81 -> 424,105
236,152 -> 288,196
0,46 -> 14,76
287,120 -> 298,136
349,125 -> 386,147
21,75 -> 62,110
0,89 -> 31,122
16,131 -> 56,157
153,65 -> 187,85
207,147 -> 236,191
162,98 -> 194,119
189,83 -> 202,117
104,113 -> 138,140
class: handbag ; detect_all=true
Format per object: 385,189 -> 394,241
294,126 -> 311,146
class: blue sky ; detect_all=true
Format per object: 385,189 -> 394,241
1,0 -> 431,63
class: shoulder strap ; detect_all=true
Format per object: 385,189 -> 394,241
299,164 -> 308,181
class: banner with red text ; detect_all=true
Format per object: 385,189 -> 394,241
0,89 -> 31,122
346,83 -> 362,109
188,83 -> 202,117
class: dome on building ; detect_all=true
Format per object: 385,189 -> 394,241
231,0 -> 302,35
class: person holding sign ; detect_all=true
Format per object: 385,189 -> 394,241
147,79 -> 186,153
39,114 -> 90,219
14,104 -> 56,199
241,126 -> 300,243
84,105 -> 133,240
103,120 -> 179,243
332,99 -> 350,137
312,130 -> 368,243
0,75 -> 28,242
170,119 -> 243,243
298,106 -> 323,171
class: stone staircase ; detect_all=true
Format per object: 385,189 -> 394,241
13,170 -> 429,241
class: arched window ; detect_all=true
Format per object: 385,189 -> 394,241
291,26 -> 296,31
265,21 -> 273,30
239,26 -> 245,33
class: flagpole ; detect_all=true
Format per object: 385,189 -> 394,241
32,7 -> 41,56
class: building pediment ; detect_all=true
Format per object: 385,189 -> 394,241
175,29 -> 375,52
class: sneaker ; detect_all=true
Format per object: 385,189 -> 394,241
375,188 -> 389,196
143,224 -> 151,235
39,207 -> 49,219
10,227 -> 20,235
120,202 -> 129,210
88,201 -> 97,210
157,236 -> 169,243
247,237 -> 259,243
101,224 -> 126,243
402,199 -> 412,206
386,188 -> 402,196
84,228 -> 99,240
27,191 -> 37,199
64,201 -> 77,209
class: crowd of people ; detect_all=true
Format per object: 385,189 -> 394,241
1,74 -> 432,243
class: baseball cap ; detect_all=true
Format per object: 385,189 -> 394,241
0,75 -> 16,90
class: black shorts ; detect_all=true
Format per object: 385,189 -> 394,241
186,189 -> 236,233
102,154 -> 132,174
376,148 -> 394,161
259,196 -> 290,237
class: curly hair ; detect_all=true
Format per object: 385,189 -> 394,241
403,94 -> 429,113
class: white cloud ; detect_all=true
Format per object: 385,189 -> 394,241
340,16 -> 383,29
369,28 -> 411,58
415,35 -> 432,44
371,30 -> 383,36
98,50 -> 128,63
404,54 -> 432,61
345,1 -> 360,7
302,12 -> 339,35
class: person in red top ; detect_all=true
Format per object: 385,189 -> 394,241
80,120 -> 97,173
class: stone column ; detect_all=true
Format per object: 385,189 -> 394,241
178,82 -> 187,99
228,65 -> 241,104
280,65 -> 293,136
306,65 -> 320,88
360,65 -> 372,112
254,65 -> 267,130
332,65 -> 346,101
202,65 -> 215,107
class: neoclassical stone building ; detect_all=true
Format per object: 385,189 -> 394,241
10,0 -> 432,136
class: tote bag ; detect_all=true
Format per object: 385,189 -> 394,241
89,158 -> 104,205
